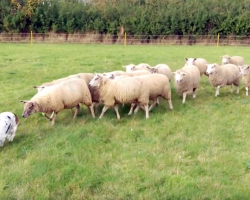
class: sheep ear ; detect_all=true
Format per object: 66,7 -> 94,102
194,58 -> 197,61
185,58 -> 188,61
33,86 -> 38,89
20,100 -> 28,104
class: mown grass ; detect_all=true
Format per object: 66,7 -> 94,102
1,43 -> 250,200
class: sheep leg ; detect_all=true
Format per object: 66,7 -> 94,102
246,87 -> 248,96
42,112 -> 54,120
156,98 -> 160,105
133,105 -> 140,114
94,103 -> 99,115
215,86 -> 220,97
193,88 -> 197,98
134,104 -> 144,113
73,105 -> 80,118
144,104 -> 149,119
70,108 -> 75,115
128,103 -> 136,115
99,106 -> 109,119
89,104 -> 96,118
168,99 -> 173,109
114,104 -> 120,120
236,86 -> 239,94
182,93 -> 187,103
230,84 -> 233,93
51,112 -> 57,126
149,99 -> 157,112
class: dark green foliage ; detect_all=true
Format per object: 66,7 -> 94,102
1,0 -> 250,35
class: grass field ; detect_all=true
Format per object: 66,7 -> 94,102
1,43 -> 250,200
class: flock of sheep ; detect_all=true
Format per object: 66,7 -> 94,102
19,54 -> 248,124
1,54 -> 249,146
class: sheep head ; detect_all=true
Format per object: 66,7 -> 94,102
123,64 -> 136,72
20,100 -> 36,118
89,74 -> 104,88
239,65 -> 250,76
222,55 -> 230,64
33,85 -> 46,93
173,70 -> 186,83
185,58 -> 197,65
206,64 -> 217,75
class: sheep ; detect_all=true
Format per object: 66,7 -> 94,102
127,74 -> 173,115
0,112 -> 19,147
239,65 -> 250,96
102,70 -> 126,77
20,78 -> 95,126
123,63 -> 151,72
222,55 -> 244,66
146,64 -> 172,81
173,64 -> 201,103
185,58 -> 208,76
206,63 -> 240,97
89,74 -> 150,119
34,73 -> 95,92
33,73 -> 95,118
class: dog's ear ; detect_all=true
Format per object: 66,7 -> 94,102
14,114 -> 19,124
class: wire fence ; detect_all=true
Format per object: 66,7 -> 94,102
1,33 -> 250,46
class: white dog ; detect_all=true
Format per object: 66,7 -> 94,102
0,112 -> 19,147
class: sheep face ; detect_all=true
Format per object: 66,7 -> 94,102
147,66 -> 155,73
239,65 -> 250,76
20,101 -> 36,118
89,74 -> 102,87
222,56 -> 230,64
123,64 -> 135,72
206,64 -> 216,75
102,73 -> 113,79
33,85 -> 46,92
107,73 -> 115,79
185,58 -> 196,65
174,71 -> 186,83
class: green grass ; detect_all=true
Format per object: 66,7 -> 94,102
1,43 -> 250,200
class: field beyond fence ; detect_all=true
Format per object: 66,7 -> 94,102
1,33 -> 250,46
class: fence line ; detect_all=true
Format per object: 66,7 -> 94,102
1,33 -> 250,46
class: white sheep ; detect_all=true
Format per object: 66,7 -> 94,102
239,65 -> 250,96
127,74 -> 173,114
20,78 -> 95,126
144,64 -> 172,82
106,70 -> 152,79
33,73 -> 95,118
89,74 -> 150,119
206,63 -> 240,97
34,73 -> 95,92
102,70 -> 126,77
123,63 -> 151,72
185,58 -> 208,76
0,112 -> 19,147
222,55 -> 244,66
174,64 -> 201,103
